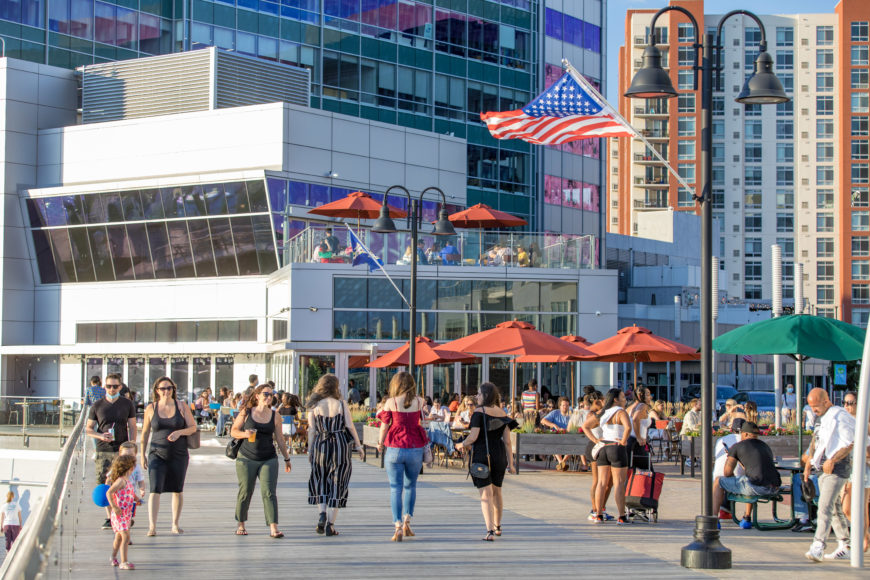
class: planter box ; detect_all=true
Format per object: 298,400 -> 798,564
510,432 -> 590,474
759,435 -> 803,459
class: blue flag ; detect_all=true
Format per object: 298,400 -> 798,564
348,228 -> 383,272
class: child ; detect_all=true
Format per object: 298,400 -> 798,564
106,455 -> 137,570
118,442 -> 146,503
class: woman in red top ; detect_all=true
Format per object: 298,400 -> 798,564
377,372 -> 428,542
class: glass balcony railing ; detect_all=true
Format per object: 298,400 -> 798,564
0,396 -> 82,436
283,225 -> 597,270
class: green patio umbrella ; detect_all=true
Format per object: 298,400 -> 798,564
713,314 -> 866,458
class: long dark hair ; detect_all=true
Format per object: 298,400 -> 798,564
633,385 -> 649,407
478,382 -> 500,408
307,374 -> 340,408
601,388 -> 622,413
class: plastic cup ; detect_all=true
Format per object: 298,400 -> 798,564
247,431 -> 256,443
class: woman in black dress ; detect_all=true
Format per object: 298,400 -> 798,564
455,382 -> 518,541
139,377 -> 197,536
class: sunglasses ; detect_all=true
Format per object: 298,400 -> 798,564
845,401 -> 856,406
261,391 -> 274,397
156,386 -> 174,392
105,384 -> 121,390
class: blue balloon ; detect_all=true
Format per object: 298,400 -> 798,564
92,484 -> 111,507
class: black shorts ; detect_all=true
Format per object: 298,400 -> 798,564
596,444 -> 628,468
585,440 -> 596,464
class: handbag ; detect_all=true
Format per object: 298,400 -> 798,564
469,409 -> 491,479
225,436 -> 243,459
175,401 -> 201,449
421,407 -> 434,467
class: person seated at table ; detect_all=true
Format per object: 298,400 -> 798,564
427,398 -> 450,423
425,242 -> 440,264
541,397 -> 572,471
680,398 -> 702,436
440,241 -> 460,265
516,245 -> 530,267
317,241 -> 333,263
452,397 -> 476,429
448,393 -> 461,413
538,398 -> 556,425
416,240 -> 428,265
498,244 -> 512,265
712,421 -> 782,529
719,399 -> 746,432
422,396 -> 433,416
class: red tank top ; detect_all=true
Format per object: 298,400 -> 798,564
377,408 -> 428,449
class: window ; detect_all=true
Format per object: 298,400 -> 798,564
776,50 -> 793,69
854,141 -> 870,160
777,143 -> 794,163
852,21 -> 869,42
678,187 -> 694,208
817,238 -> 834,257
745,261 -> 762,281
745,285 -> 763,300
745,27 -> 760,47
745,238 -> 762,257
818,119 -> 834,138
776,100 -> 793,117
783,262 -> 794,281
817,189 -> 834,209
817,142 -> 834,162
678,117 -> 695,136
817,213 -> 834,232
678,23 -> 695,43
677,94 -> 695,113
853,187 -> 870,207
778,237 -> 794,257
817,262 -> 834,281
817,167 -> 835,185
777,190 -> 794,209
776,27 -> 794,47
776,166 -> 793,186
854,163 -> 870,184
712,166 -> 724,186
678,46 -> 694,67
818,285 -> 835,305
744,103 -> 761,117
745,214 -> 762,232
712,144 -> 724,162
853,211 -> 870,231
776,120 -> 793,140
854,117 -> 870,137
854,236 -> 870,256
852,45 -> 869,66
745,143 -> 762,162
745,166 -> 763,186
713,189 -> 725,209
745,191 -> 762,209
854,93 -> 870,114
817,49 -> 834,68
779,73 -> 793,93
853,70 -> 869,90
712,120 -> 724,138
644,25 -> 668,44
745,119 -> 762,139
854,261 -> 870,281
678,140 -> 695,160
817,25 -> 834,45
678,164 -> 695,182
712,96 -> 724,115
817,96 -> 834,115
678,69 -> 694,90
817,72 -> 834,92
776,213 -> 794,232
853,285 -> 870,305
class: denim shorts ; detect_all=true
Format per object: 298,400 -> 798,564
719,474 -> 777,497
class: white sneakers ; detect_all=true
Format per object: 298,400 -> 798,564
805,541 -> 824,562
806,541 -> 851,562
823,542 -> 851,561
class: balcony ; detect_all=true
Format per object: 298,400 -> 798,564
283,225 -> 597,270
633,199 -> 669,209
633,153 -> 666,165
633,106 -> 669,118
640,129 -> 669,141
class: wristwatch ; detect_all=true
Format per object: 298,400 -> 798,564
283,457 -> 291,462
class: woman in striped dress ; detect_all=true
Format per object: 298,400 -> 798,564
307,374 -> 364,537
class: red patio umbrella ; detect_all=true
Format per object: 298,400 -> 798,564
585,325 -> 700,390
366,336 -> 477,368
514,335 -> 594,363
443,203 -> 527,264
308,190 -> 407,230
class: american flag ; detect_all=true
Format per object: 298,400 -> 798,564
742,355 -> 753,365
480,71 -> 638,145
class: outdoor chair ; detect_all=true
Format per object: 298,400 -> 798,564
727,487 -> 795,530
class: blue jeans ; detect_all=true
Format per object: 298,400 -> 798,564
718,474 -> 778,497
384,446 -> 424,524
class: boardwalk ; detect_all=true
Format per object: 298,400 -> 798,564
65,435 -> 865,579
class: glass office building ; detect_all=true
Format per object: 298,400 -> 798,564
0,0 -> 606,241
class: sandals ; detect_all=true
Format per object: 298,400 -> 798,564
402,517 -> 415,537
146,529 -> 156,537
170,527 -> 184,535
316,512 -> 327,535
270,531 -> 285,539
110,558 -> 119,567
391,525 -> 403,542
235,526 -> 248,536
494,525 -> 502,537
325,523 -> 338,537
119,562 -> 135,570
482,530 -> 495,541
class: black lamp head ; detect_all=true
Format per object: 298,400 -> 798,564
737,50 -> 789,104
372,204 -> 398,234
624,44 -> 678,99
432,207 -> 456,236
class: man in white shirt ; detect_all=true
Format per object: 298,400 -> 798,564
804,388 -> 856,563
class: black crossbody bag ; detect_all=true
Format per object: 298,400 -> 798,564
469,409 -> 491,479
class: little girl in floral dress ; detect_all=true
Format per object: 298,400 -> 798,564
106,455 -> 138,570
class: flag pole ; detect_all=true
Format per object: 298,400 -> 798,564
562,59 -> 695,196
345,224 -> 410,308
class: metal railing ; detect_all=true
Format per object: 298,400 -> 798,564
0,396 -> 81,437
0,408 -> 87,579
283,226 -> 597,270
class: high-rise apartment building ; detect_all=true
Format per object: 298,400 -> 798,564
0,0 -> 606,241
609,0 -> 870,324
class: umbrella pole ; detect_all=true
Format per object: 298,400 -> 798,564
796,356 -> 804,459
633,357 -> 638,392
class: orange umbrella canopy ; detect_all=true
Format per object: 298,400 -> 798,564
585,325 -> 700,363
441,320 -> 596,358
308,190 -> 407,220
514,334 -> 596,363
562,335 -> 592,346
446,203 -> 527,229
366,336 -> 477,368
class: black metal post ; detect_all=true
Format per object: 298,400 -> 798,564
680,31 -> 731,569
408,198 -> 418,387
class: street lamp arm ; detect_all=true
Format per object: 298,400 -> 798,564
716,10 -> 769,52
419,186 -> 448,206
648,6 -> 701,91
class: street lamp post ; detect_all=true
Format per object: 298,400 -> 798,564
626,6 -> 788,570
373,186 -> 456,387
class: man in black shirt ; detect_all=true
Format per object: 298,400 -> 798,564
713,421 -> 782,528
85,373 -> 137,529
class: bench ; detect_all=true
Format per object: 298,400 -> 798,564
727,487 -> 795,530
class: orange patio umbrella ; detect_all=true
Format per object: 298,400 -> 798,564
585,325 -> 700,390
443,203 -> 527,264
308,190 -> 407,231
514,335 -> 596,404
366,336 -> 477,368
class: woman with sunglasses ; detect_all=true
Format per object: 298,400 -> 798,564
841,392 -> 870,552
230,384 -> 292,538
139,377 -> 197,536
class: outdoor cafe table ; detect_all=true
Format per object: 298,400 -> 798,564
14,400 -> 40,431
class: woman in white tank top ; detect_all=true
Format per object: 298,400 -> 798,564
591,389 -> 632,524
581,391 -> 612,520
626,386 -> 653,470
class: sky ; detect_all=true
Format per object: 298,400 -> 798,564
605,0 -> 840,103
